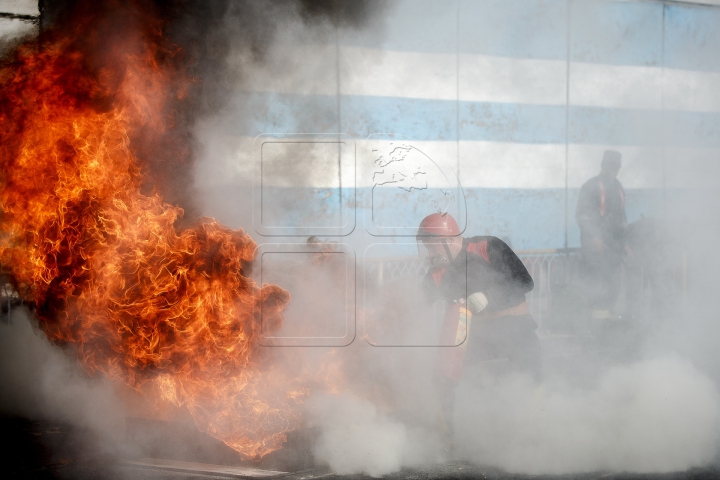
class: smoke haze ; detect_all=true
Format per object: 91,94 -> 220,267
301,356 -> 720,476
0,309 -> 127,451
3,0 -> 720,478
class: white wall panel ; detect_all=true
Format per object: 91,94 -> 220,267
567,145 -> 664,189
459,54 -> 567,105
664,68 -> 720,112
459,142 -> 566,189
570,63 -> 662,110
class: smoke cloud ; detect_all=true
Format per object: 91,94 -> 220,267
307,393 -> 410,477
190,0 -> 720,476
454,356 -> 720,473
0,309 -> 127,451
3,0 -> 720,478
302,354 -> 720,476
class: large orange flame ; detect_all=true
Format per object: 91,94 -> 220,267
0,2 -> 304,458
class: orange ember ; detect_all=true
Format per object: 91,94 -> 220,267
0,2 -> 302,457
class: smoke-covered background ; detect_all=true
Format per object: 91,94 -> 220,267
2,0 -> 720,477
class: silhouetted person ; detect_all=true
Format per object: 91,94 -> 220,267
417,213 -> 540,454
576,150 -> 630,320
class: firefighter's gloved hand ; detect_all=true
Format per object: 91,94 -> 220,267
467,292 -> 488,313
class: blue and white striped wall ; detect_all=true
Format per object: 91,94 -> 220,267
190,1 -> 720,251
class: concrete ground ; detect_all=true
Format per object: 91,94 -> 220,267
2,414 -> 719,480
3,322 -> 717,480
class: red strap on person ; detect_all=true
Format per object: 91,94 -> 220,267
466,241 -> 489,262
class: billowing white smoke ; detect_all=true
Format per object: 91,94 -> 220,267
306,392 -> 443,477
456,355 -> 720,473
307,393 -> 406,477
307,356 -> 720,476
181,0 -> 720,477
0,309 -> 126,449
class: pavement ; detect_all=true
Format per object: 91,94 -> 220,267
3,422 -> 720,480
3,397 -> 720,480
3,323 -> 720,480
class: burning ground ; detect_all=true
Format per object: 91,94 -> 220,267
0,0 -> 315,459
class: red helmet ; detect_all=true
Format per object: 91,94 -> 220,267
417,213 -> 460,238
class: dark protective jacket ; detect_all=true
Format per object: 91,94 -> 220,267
576,175 -> 627,251
422,236 -> 534,313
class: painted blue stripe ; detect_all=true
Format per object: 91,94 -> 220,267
464,187 -> 566,250
666,110 -> 720,149
461,102 -> 566,144
568,107 -> 662,147
342,95 -> 459,141
199,183 -> 666,252
338,0 -> 699,70
228,92 -> 340,134
665,4 -> 720,73
343,96 -> 566,143
471,187 -> 662,250
339,0 -> 458,55
459,0 -> 567,61
569,1 -> 662,67
371,187 -> 662,250
246,186 -> 664,251
226,93 -> 720,147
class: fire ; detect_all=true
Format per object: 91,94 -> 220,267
0,2 -> 305,458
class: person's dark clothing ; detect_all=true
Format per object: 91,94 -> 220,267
422,236 -> 533,311
423,236 -> 541,382
576,175 -> 627,311
576,175 -> 627,253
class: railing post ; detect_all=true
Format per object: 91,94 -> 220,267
547,255 -> 554,329
537,257 -> 543,331
363,249 -> 581,332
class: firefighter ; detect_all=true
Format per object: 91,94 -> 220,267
417,212 -> 542,450
576,150 -> 631,320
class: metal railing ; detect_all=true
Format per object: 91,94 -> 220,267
518,250 -> 581,329
364,249 -> 581,330
0,248 -> 683,330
